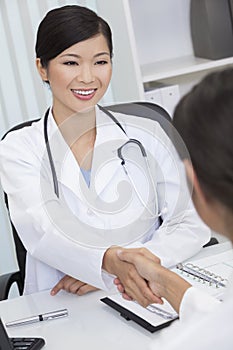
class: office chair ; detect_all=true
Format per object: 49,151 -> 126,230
0,119 -> 39,301
106,101 -> 172,138
0,102 -> 217,300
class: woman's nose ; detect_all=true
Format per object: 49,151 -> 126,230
78,65 -> 95,83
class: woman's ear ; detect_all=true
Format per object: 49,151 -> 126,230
36,58 -> 48,82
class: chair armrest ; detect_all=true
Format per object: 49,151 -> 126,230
0,271 -> 23,300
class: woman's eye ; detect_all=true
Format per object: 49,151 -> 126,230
95,60 -> 108,65
63,61 -> 78,66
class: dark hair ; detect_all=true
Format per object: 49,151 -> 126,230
35,5 -> 113,67
173,68 -> 233,211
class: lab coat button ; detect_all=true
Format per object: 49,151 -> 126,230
87,208 -> 94,216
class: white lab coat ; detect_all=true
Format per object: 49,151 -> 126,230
151,272 -> 233,350
0,106 -> 210,294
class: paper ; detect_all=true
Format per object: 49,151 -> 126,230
174,249 -> 233,299
107,294 -> 178,327
102,248 -> 233,331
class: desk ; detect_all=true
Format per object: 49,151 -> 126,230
0,241 -> 232,350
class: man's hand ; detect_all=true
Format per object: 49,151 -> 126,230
113,247 -> 162,300
102,246 -> 163,307
117,248 -> 191,313
50,275 -> 99,296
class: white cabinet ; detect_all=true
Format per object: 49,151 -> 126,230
96,0 -> 233,107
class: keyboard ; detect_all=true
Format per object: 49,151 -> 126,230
9,337 -> 45,350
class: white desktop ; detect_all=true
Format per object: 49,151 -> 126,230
0,242 -> 232,350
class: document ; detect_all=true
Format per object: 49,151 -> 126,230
101,248 -> 233,332
174,249 -> 233,299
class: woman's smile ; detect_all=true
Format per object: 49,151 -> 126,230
71,88 -> 97,100
37,34 -> 112,119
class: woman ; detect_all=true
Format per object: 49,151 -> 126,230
0,5 -> 209,303
117,68 -> 233,348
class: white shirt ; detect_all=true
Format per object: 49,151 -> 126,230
151,272 -> 233,350
0,106 -> 210,294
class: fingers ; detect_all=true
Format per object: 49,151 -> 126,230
103,246 -> 162,307
114,277 -> 162,305
118,247 -> 160,264
120,263 -> 163,307
114,248 -> 165,306
114,278 -> 125,294
77,285 -> 99,296
50,275 -> 69,296
50,275 -> 98,296
50,275 -> 81,296
117,249 -> 160,283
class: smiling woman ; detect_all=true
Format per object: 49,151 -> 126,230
0,0 -> 110,285
0,5 -> 210,304
36,34 -> 112,123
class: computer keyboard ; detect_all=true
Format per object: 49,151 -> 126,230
9,337 -> 45,350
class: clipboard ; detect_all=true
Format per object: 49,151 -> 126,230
100,295 -> 178,333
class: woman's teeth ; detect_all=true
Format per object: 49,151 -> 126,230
73,89 -> 95,95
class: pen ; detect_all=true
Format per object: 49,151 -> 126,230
146,304 -> 178,320
5,308 -> 68,327
133,301 -> 177,320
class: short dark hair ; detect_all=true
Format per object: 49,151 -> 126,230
35,5 -> 113,67
173,68 -> 233,211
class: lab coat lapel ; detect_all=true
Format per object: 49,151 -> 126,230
90,106 -> 129,199
45,107 -> 129,200
46,110 -> 85,199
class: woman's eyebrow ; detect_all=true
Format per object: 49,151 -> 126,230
60,52 -> 110,59
94,52 -> 110,57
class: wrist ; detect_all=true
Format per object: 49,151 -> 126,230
102,246 -> 120,274
157,267 -> 191,313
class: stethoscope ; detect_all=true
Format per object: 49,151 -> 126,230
43,106 -> 167,219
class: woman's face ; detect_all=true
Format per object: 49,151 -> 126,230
37,34 -> 112,119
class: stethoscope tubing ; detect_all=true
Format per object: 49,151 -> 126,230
44,108 -> 59,197
43,105 -> 164,218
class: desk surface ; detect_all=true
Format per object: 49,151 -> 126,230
0,241 -> 232,350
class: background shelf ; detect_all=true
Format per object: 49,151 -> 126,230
141,55 -> 233,83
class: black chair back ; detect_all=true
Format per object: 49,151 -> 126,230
1,119 -> 40,294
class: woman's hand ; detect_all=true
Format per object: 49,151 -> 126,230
113,247 -> 161,299
117,248 -> 191,313
102,246 -> 163,307
50,275 -> 99,296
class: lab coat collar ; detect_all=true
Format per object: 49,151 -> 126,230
44,106 -> 129,199
90,106 -> 129,197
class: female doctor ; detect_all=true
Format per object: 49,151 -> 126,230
0,5 -> 209,305
117,68 -> 233,349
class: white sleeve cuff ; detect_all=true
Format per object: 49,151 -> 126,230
179,287 -> 221,323
101,269 -> 118,292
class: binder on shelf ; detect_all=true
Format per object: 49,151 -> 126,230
144,83 -> 180,117
190,0 -> 233,59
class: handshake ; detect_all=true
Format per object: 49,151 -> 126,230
50,246 -> 191,315
103,247 -> 191,313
